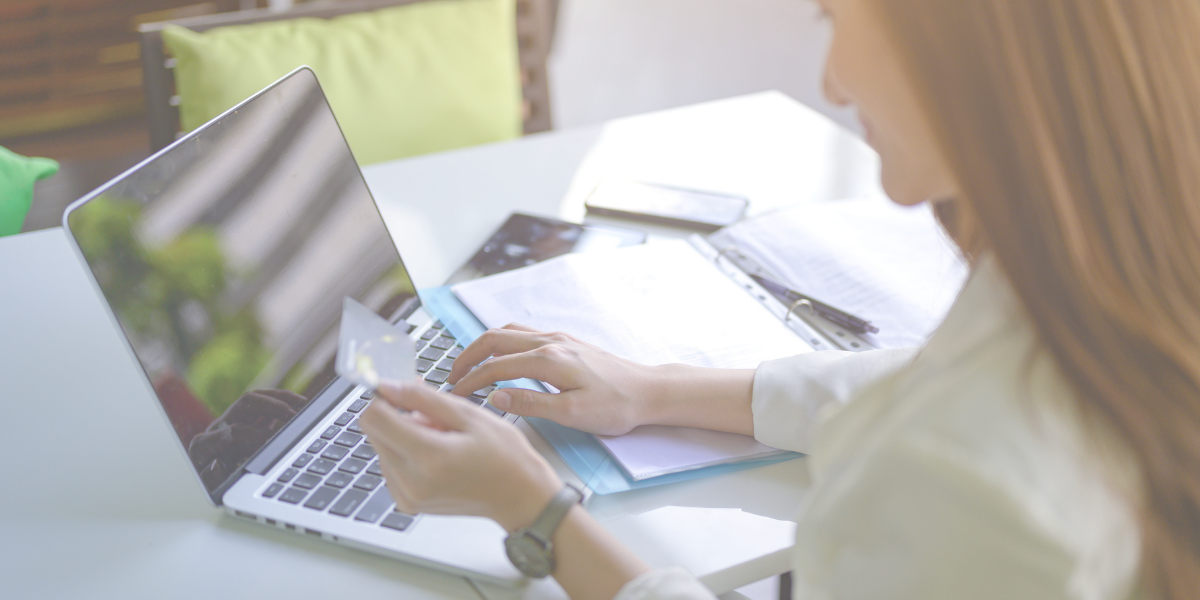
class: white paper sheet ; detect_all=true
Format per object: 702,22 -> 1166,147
710,198 -> 969,349
596,425 -> 786,480
452,240 -> 808,480
452,239 -> 812,369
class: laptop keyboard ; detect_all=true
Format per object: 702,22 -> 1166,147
258,321 -> 505,531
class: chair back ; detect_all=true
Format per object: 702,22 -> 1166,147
138,0 -> 555,153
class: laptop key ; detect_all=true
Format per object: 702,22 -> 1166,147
334,412 -> 354,427
263,483 -> 284,498
340,458 -> 367,474
320,425 -> 341,440
447,346 -> 464,359
431,320 -> 444,330
419,347 -> 444,362
347,399 -> 369,413
360,389 -> 376,399
306,439 -> 326,453
334,431 -> 363,448
325,471 -> 354,489
424,370 -> 449,385
279,487 -> 308,504
352,444 -> 376,461
292,454 -> 313,468
416,358 -> 434,374
430,336 -> 455,350
277,468 -> 299,483
293,473 -> 321,490
308,458 -> 336,475
435,357 -> 455,372
367,460 -> 382,476
354,486 -> 395,523
303,486 -> 341,511
381,512 -> 415,532
353,474 -> 382,491
420,328 -> 438,341
321,445 -> 349,461
347,418 -> 363,434
471,386 -> 496,400
329,489 -> 369,517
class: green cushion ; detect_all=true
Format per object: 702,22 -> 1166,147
0,146 -> 58,237
162,0 -> 522,165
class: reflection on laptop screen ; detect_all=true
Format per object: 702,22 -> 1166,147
66,69 -> 416,493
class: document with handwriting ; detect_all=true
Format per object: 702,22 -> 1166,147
709,198 -> 968,349
453,239 -> 813,369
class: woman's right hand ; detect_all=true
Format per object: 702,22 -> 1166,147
446,324 -> 665,436
447,323 -> 758,438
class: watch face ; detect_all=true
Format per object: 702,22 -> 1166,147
505,533 -> 553,578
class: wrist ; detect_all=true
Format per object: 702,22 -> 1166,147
636,363 -> 684,426
639,363 -> 709,426
494,466 -> 563,533
642,364 -> 756,435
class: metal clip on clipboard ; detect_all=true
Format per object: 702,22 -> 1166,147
690,235 -> 875,353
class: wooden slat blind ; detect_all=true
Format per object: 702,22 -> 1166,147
0,0 -> 244,139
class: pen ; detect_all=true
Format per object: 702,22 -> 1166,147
748,274 -> 880,335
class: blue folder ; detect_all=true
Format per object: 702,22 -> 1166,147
419,286 -> 801,495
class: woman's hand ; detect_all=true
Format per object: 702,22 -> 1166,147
362,383 -> 653,599
448,323 -> 758,437
359,381 -> 562,532
447,324 -> 664,436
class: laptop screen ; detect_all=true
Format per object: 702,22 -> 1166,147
66,69 -> 417,493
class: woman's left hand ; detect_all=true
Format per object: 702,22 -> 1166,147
359,381 -> 563,532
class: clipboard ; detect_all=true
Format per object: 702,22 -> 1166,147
693,235 -> 877,353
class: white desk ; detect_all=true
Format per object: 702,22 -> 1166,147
0,92 -> 880,599
363,91 -> 882,289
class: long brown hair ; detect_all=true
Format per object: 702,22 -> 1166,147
874,0 -> 1200,597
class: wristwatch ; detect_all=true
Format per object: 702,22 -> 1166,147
504,483 -> 584,578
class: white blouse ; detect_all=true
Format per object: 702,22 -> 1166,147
614,256 -> 1143,600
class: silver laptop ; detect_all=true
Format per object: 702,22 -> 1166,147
62,67 -> 576,587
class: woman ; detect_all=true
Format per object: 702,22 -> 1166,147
360,0 -> 1200,598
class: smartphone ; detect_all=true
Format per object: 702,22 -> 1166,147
451,213 -> 647,280
584,180 -> 749,232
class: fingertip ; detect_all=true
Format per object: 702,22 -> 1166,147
482,388 -> 506,412
376,380 -> 402,398
377,378 -> 423,400
361,395 -> 395,423
487,389 -> 512,411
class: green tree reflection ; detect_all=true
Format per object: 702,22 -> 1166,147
73,195 -> 269,417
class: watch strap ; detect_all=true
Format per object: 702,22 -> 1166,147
527,484 -> 583,543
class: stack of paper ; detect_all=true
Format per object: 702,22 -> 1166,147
451,198 -> 968,481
